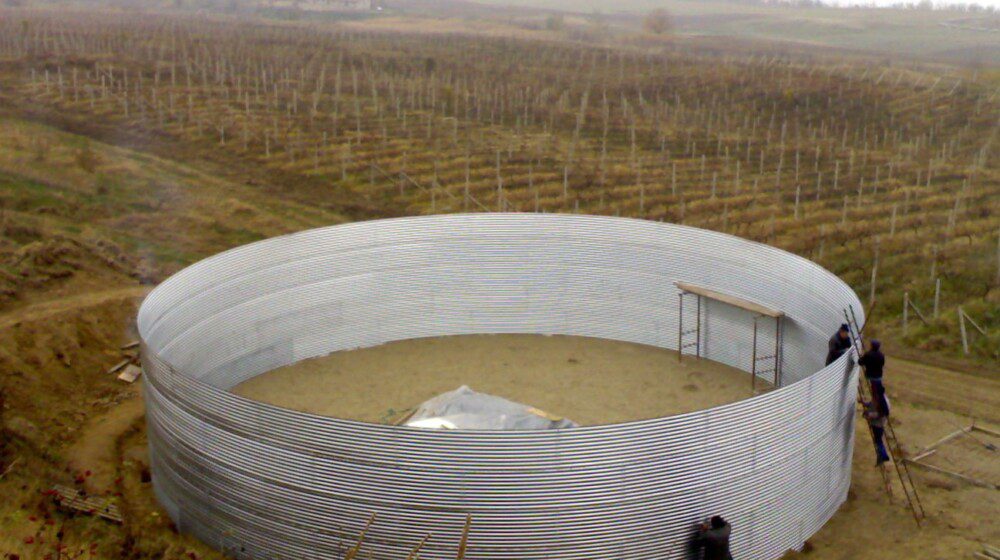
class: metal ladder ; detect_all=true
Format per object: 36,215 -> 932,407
751,314 -> 782,392
677,292 -> 701,361
844,305 -> 926,526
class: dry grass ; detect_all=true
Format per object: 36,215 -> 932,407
0,9 -> 995,560
0,9 -> 994,363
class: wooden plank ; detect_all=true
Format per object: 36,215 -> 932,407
51,485 -> 123,524
963,310 -> 988,336
911,426 -> 972,459
392,408 -> 417,426
0,457 -> 19,480
118,364 -> 142,383
106,359 -> 130,375
910,448 -> 937,462
675,282 -> 784,318
903,459 -> 997,490
972,425 -> 1000,439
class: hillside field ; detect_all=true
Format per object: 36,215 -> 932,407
0,7 -> 997,560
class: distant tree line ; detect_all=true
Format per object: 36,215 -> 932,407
723,0 -> 998,12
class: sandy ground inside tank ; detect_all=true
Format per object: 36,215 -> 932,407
229,334 -> 1000,560
232,334 -> 771,425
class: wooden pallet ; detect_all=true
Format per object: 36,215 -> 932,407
975,544 -> 1000,560
903,424 -> 999,491
51,484 -> 123,524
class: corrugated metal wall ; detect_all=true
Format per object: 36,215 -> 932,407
139,214 -> 862,560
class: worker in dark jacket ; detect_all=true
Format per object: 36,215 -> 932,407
859,339 -> 889,417
696,516 -> 733,560
858,339 -> 885,380
825,324 -> 853,365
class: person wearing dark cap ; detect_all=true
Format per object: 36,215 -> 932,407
825,323 -> 853,365
860,339 -> 889,417
696,516 -> 733,560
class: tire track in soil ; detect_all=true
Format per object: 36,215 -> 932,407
887,358 -> 1000,424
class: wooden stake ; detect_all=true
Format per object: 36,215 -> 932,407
995,228 -> 1000,287
910,426 -> 972,461
406,534 -> 431,560
456,514 -> 472,560
0,457 -> 19,480
671,162 -> 677,196
870,241 -> 879,305
972,425 -> 1000,439
958,306 -> 969,355
933,278 -> 940,318
345,513 -> 377,560
904,459 -> 996,490
903,292 -> 909,335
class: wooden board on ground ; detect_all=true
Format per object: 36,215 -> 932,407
50,484 -> 123,524
904,423 -> 999,491
118,364 -> 142,383
106,359 -> 130,375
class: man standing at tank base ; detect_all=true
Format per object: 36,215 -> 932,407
825,323 -> 853,365
694,516 -> 734,560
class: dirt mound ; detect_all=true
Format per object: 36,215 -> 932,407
0,230 -> 142,307
0,292 -> 143,450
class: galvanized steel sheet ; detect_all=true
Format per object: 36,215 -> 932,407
138,214 -> 862,560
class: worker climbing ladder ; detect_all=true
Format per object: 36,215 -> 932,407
844,306 -> 926,526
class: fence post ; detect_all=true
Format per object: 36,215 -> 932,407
995,227 -> 999,286
903,292 -> 909,335
933,277 -> 940,318
0,387 -> 5,468
869,241 -> 879,304
958,306 -> 969,355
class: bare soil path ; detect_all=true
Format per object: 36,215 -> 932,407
0,285 -> 150,332
65,391 -> 145,493
886,358 -> 1000,424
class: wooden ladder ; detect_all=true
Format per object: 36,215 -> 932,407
844,306 -> 926,526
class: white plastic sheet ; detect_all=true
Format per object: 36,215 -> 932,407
405,386 -> 578,430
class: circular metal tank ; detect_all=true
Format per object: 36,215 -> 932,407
138,213 -> 862,560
